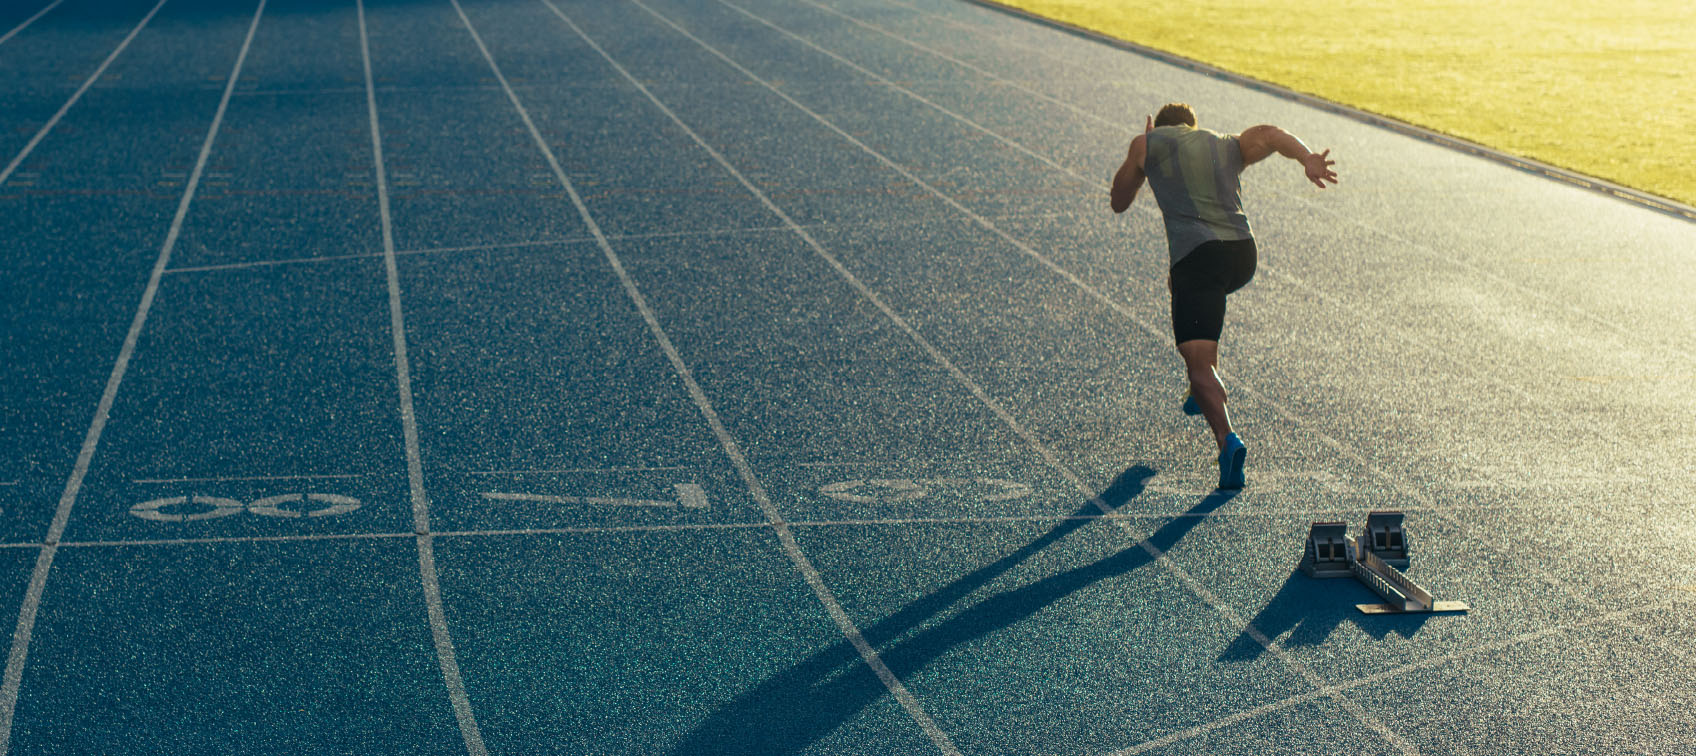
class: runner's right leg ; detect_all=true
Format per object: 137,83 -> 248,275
1177,339 -> 1232,448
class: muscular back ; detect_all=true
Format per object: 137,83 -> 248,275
1142,125 -> 1253,265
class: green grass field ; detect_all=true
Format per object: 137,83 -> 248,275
993,0 -> 1695,208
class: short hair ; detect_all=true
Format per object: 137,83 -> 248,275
1154,103 -> 1196,128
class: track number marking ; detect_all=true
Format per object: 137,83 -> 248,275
130,493 -> 364,522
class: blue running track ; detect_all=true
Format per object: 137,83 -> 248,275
1,0 -> 1694,753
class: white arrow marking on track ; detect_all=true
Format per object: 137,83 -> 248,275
482,484 -> 708,510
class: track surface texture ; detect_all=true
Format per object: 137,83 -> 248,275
1,0 -> 1693,754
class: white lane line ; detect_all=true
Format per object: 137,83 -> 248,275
0,2 -> 266,752
483,488 -> 707,510
157,211 -> 1069,278
33,493 -> 1617,549
158,238 -> 593,276
871,0 -> 1692,363
355,2 -> 487,754
132,473 -> 368,484
357,0 -> 428,545
464,465 -> 689,475
608,2 -> 1417,752
387,236 -> 594,256
434,522 -> 772,539
464,2 -> 961,753
0,0 -> 170,187
1106,597 -> 1674,755
54,524 -> 778,549
770,0 -> 1537,405
163,250 -> 387,275
0,0 -> 65,48
59,531 -> 415,549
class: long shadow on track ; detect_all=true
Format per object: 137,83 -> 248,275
670,464 -> 1240,755
1219,565 -> 1432,663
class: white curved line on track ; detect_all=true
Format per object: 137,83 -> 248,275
355,1 -> 489,753
0,2 -> 267,752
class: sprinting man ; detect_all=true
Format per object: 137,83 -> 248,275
1109,103 -> 1338,489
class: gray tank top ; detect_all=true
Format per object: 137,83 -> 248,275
1144,125 -> 1253,266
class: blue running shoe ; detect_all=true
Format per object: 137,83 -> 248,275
1218,433 -> 1246,490
1182,391 -> 1201,416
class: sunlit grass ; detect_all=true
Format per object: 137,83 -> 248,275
994,0 -> 1695,207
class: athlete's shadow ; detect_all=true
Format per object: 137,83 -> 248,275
1218,568 -> 1432,663
668,465 -> 1236,756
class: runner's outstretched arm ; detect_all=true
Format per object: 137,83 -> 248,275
1238,124 -> 1339,188
1110,137 -> 1147,212
1110,115 -> 1155,212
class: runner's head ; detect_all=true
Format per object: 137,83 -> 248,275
1154,103 -> 1196,128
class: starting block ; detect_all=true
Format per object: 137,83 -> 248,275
1359,510 -> 1409,569
1303,513 -> 1467,615
1300,521 -> 1353,578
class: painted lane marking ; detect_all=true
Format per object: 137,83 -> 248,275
482,484 -> 709,510
61,531 -> 415,549
163,250 -> 389,276
818,478 -> 1032,504
356,0 -> 487,753
132,473 -> 367,484
129,495 -> 244,522
471,3 -> 961,753
615,2 -> 1414,752
246,493 -> 362,518
64,494 -> 1628,547
16,489 -> 1655,549
1142,470 -> 1352,496
156,212 -> 1065,277
0,0 -> 170,188
0,0 -> 66,49
464,465 -> 689,475
128,493 -> 363,522
0,2 -> 267,752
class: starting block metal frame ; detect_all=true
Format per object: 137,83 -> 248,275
1303,513 -> 1468,615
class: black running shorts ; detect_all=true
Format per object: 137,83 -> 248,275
1168,238 -> 1257,345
